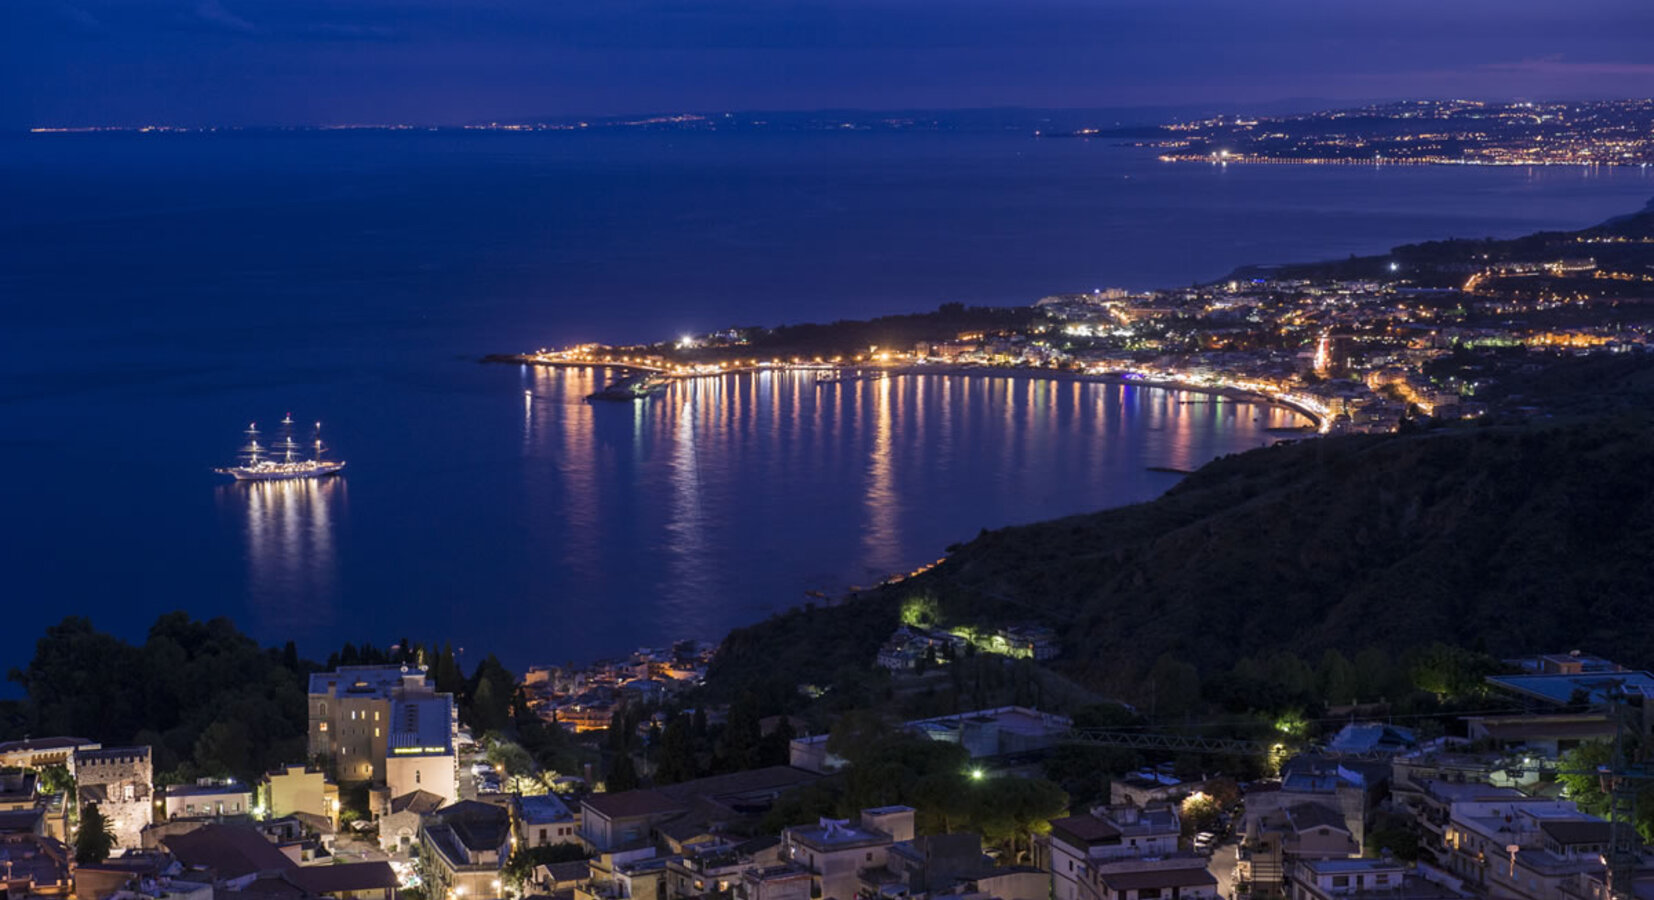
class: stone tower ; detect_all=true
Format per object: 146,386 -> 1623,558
74,746 -> 154,851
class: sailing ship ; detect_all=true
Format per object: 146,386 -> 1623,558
215,414 -> 346,481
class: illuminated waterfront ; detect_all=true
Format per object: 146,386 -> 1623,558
3,128 -> 1651,675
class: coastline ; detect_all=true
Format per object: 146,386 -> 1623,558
486,353 -> 1327,431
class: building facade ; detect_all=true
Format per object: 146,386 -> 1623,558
308,665 -> 455,787
75,746 -> 153,851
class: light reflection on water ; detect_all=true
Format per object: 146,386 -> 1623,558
217,366 -> 1304,659
500,366 -> 1305,643
221,476 -> 345,632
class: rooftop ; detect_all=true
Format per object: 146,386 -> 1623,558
390,790 -> 446,816
0,737 -> 97,754
1485,671 -> 1654,705
290,862 -> 397,894
1416,780 -> 1525,804
1098,867 -> 1217,891
76,746 -> 151,762
1464,714 -> 1618,741
429,800 -> 512,855
1048,815 -> 1122,846
166,783 -> 251,798
905,706 -> 1073,739
1541,819 -> 1613,846
786,818 -> 891,851
163,824 -> 293,879
540,860 -> 591,884
518,794 -> 575,824
1286,804 -> 1350,833
308,665 -> 434,700
386,693 -> 454,754
582,790 -> 687,821
1301,858 -> 1406,875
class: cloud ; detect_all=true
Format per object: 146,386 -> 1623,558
50,0 -> 102,32
187,0 -> 258,34
1482,56 -> 1654,77
299,22 -> 398,41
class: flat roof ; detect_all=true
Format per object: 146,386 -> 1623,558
1486,672 -> 1654,705
1301,858 -> 1407,874
1049,815 -> 1121,846
76,746 -> 150,761
518,794 -> 575,823
582,790 -> 686,821
0,737 -> 97,754
1465,715 -> 1617,741
309,665 -> 433,699
787,820 -> 889,851
387,694 -> 454,753
166,784 -> 252,798
905,706 -> 1072,738
1098,867 -> 1216,891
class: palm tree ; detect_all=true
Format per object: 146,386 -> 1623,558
75,802 -> 117,864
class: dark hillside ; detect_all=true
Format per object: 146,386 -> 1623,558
707,409 -> 1654,705
929,418 -> 1654,698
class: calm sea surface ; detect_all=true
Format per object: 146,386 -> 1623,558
1,130 -> 1648,675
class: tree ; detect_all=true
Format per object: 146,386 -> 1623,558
75,802 -> 117,864
967,777 -> 1068,863
1148,655 -> 1201,719
504,843 -> 590,889
606,753 -> 639,792
484,735 -> 539,790
1180,792 -> 1223,836
721,693 -> 763,772
195,720 -> 252,777
37,764 -> 75,797
1317,649 -> 1358,706
1558,741 -> 1613,816
656,716 -> 699,784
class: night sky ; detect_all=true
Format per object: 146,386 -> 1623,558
4,0 -> 1654,127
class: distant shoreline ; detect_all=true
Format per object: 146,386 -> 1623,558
484,353 -> 1326,431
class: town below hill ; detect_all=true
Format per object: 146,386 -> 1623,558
1082,99 -> 1654,167
5,644 -> 1654,900
500,197 -> 1654,436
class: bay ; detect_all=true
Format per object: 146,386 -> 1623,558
0,129 -> 1647,675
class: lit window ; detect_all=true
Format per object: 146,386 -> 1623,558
319,722 -> 328,732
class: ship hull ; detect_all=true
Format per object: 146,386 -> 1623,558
216,462 -> 346,481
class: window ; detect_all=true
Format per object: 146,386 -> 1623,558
866,853 -> 873,861
320,722 -> 329,732
540,828 -> 548,842
1332,877 -> 1349,888
416,771 -> 422,784
1139,890 -> 1161,900
375,727 -> 381,738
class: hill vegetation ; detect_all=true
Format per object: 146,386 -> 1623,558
706,390 -> 1654,712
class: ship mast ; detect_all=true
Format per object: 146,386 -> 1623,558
311,421 -> 327,462
274,413 -> 303,464
238,422 -> 264,466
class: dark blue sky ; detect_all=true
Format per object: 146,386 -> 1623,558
4,0 -> 1654,127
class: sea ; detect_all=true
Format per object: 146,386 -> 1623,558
1,129 -> 1648,679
